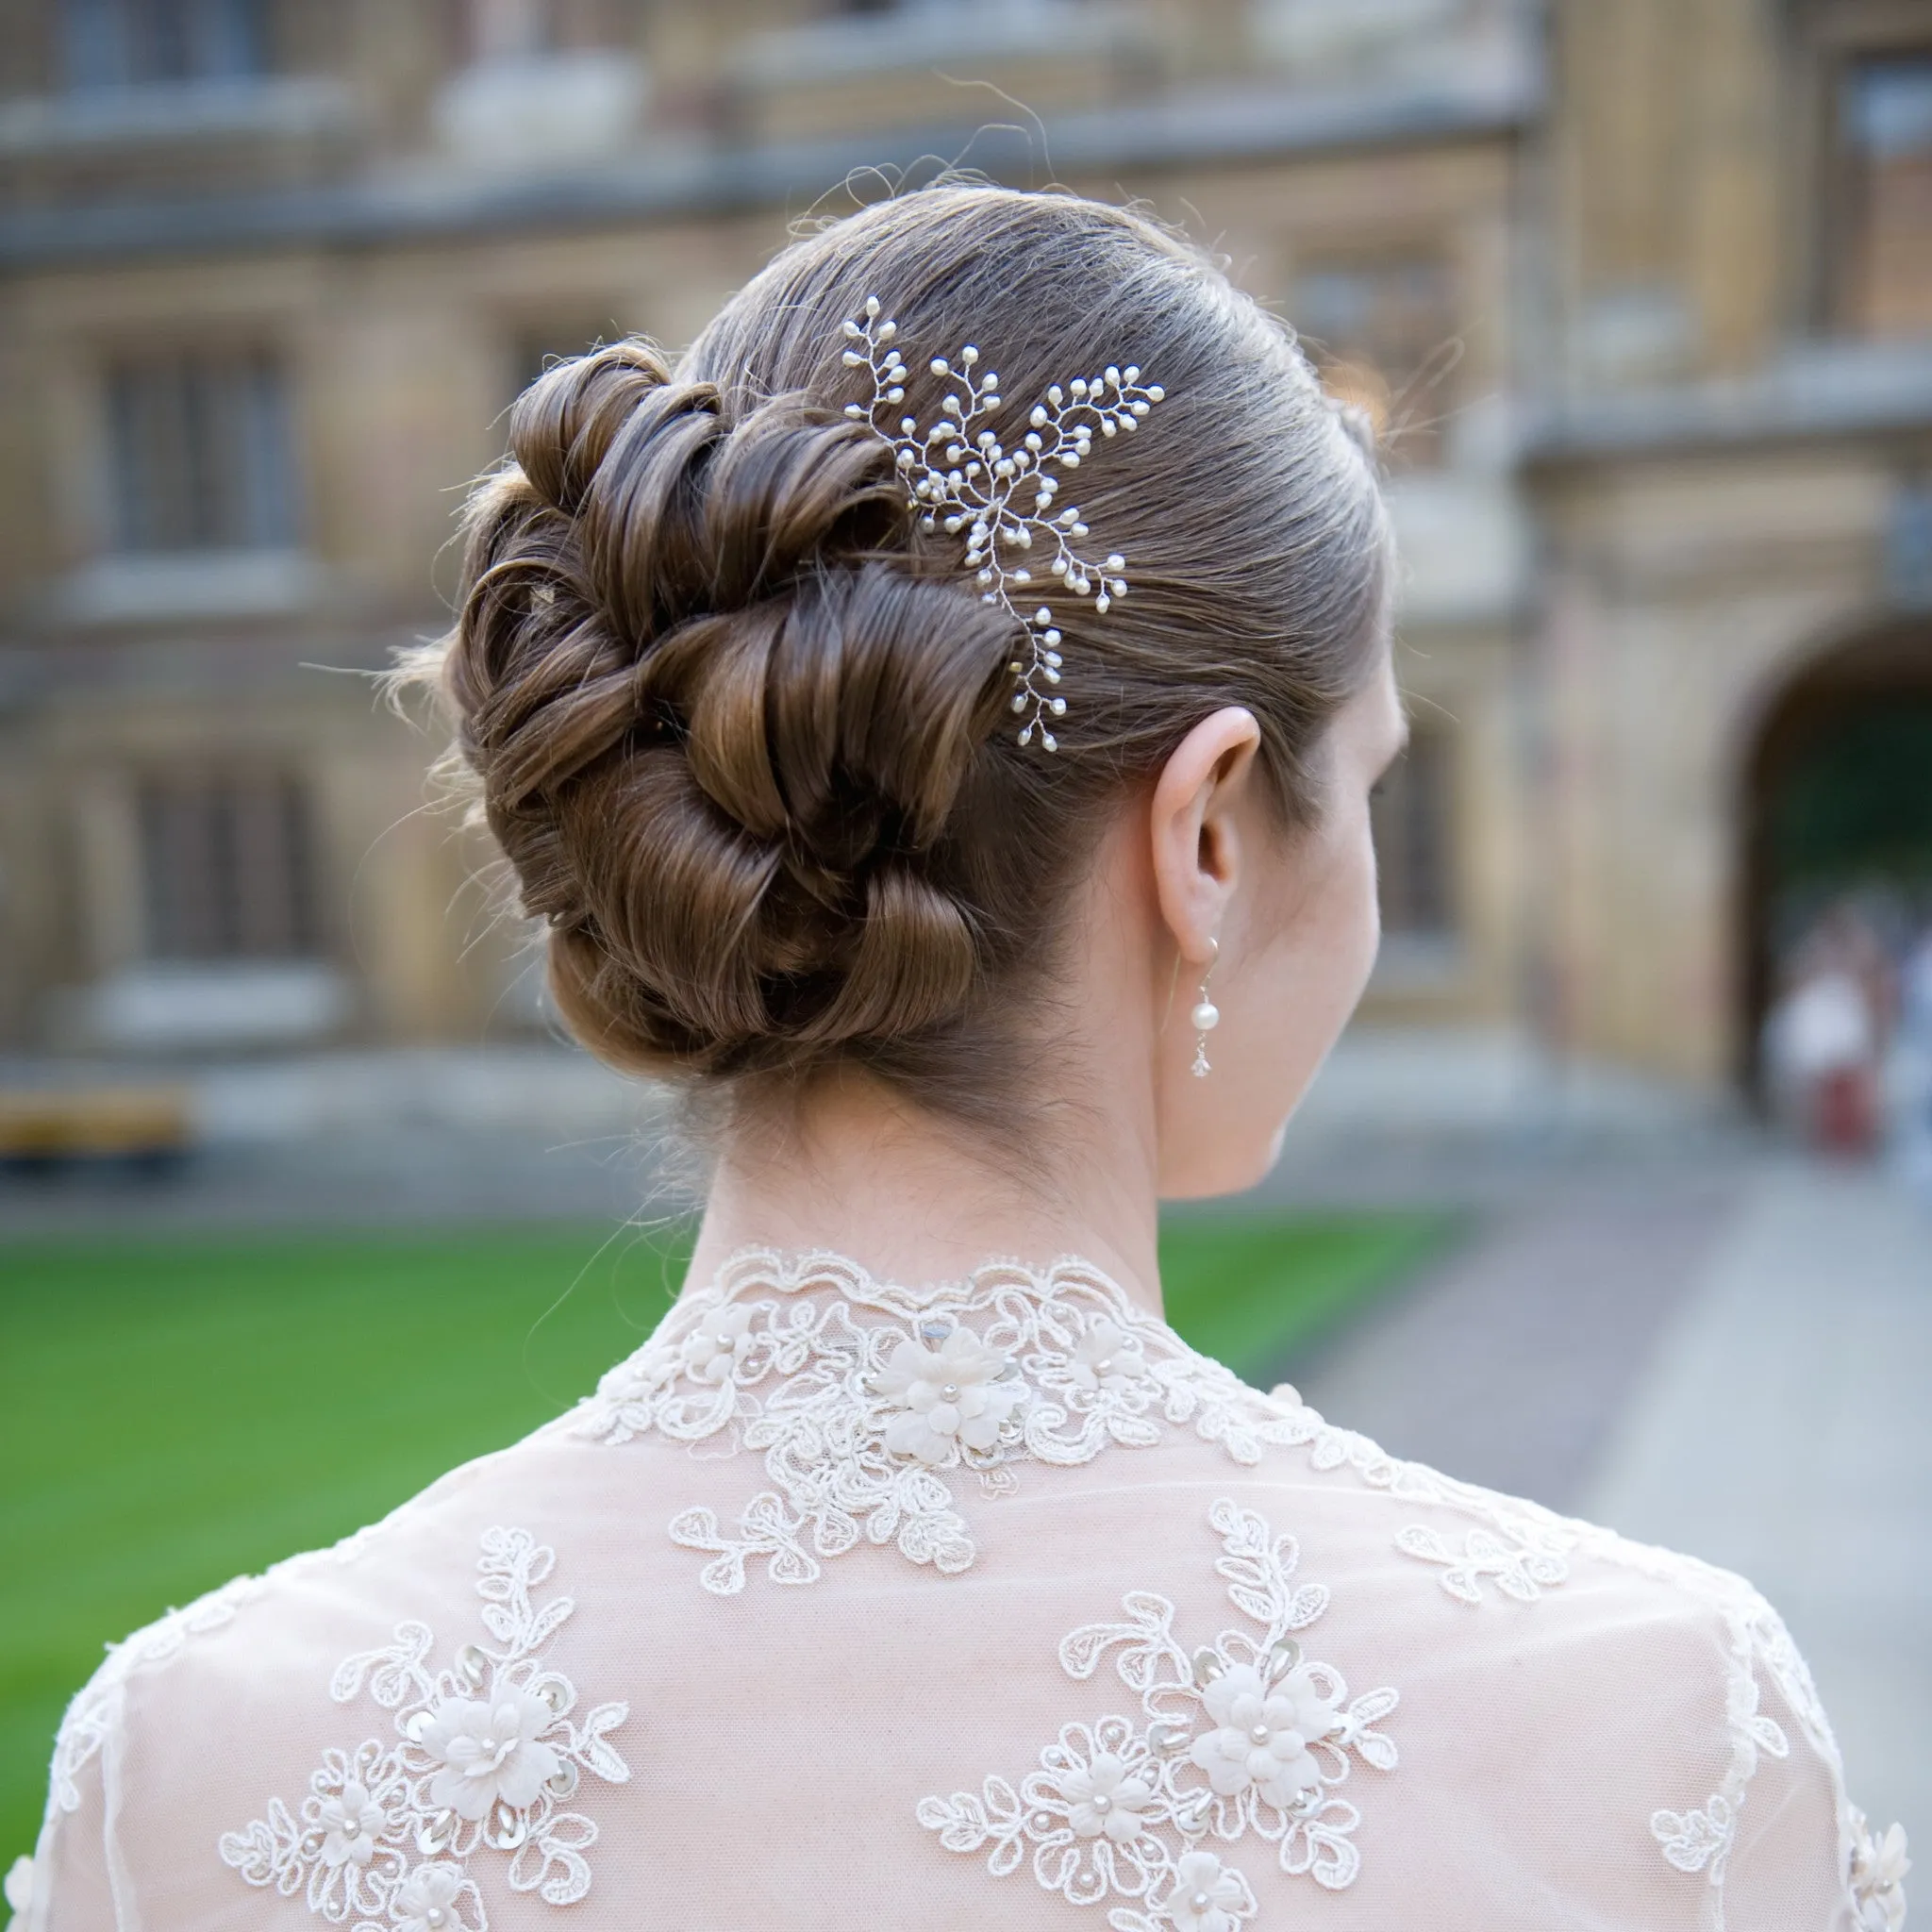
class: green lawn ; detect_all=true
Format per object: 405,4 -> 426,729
0,1210 -> 1445,1875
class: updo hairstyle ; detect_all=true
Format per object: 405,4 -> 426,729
419,185 -> 1391,1124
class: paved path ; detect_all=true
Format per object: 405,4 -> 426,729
1281,1162 -> 1742,1509
1581,1161 -> 1932,1864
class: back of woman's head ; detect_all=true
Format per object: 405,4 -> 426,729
422,184 -> 1391,1124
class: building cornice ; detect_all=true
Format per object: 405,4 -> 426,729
0,64 -> 1538,272
1525,342 -> 1932,465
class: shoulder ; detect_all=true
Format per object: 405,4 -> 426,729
1227,1378 -> 1901,1931
24,1425 -> 627,1932
43,1414 -> 607,1766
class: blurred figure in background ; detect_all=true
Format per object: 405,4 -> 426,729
1765,902 -> 1894,1158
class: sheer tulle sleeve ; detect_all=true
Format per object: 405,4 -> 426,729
25,1573 -> 268,1932
1574,1565 -> 1868,1932
25,1686 -> 121,1932
1717,1680 -> 1858,1932
1675,1585 -> 1907,1932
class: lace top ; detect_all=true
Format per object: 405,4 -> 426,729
19,1248 -> 1907,1932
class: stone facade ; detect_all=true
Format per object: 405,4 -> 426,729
0,0 -> 1925,1090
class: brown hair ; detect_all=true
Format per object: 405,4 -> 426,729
415,185 -> 1391,1125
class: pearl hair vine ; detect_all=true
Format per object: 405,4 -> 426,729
839,294 -> 1167,751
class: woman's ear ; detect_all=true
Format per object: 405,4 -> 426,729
1148,706 -> 1263,965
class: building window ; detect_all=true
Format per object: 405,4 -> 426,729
106,349 -> 297,554
60,0 -> 268,90
1831,49 -> 1932,337
1373,726 -> 1457,937
137,769 -> 321,961
1291,251 -> 1457,466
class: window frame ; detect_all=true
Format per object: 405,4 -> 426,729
98,340 -> 301,558
59,0 -> 274,92
1795,0 -> 1932,338
135,764 -> 326,965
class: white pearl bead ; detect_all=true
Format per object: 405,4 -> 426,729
1191,1001 -> 1220,1032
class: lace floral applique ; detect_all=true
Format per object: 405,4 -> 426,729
917,1499 -> 1398,1926
220,1529 -> 629,1928
1850,1809 -> 1911,1932
575,1250 -> 1333,1595
1391,1521 -> 1571,1605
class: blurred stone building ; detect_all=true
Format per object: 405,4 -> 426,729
0,0 -> 1926,1096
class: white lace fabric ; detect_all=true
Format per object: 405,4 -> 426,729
20,1248 -> 1905,1932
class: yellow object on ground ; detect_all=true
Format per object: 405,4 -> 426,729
0,1088 -> 192,1160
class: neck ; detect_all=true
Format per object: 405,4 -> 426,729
683,1069 -> 1166,1317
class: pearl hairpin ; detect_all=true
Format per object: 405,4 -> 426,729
839,294 -> 1166,751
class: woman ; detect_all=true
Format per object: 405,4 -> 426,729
21,186 -> 1905,1932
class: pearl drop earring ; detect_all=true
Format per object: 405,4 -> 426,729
1191,938 -> 1221,1078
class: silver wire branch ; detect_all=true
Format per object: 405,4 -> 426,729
840,294 -> 1166,751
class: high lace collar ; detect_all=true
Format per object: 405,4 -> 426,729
571,1241 -> 1341,1597
695,1241 -> 1179,1332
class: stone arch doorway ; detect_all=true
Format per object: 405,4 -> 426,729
1738,620 -> 1932,1093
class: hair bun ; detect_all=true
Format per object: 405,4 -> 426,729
442,339 -> 1015,1077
